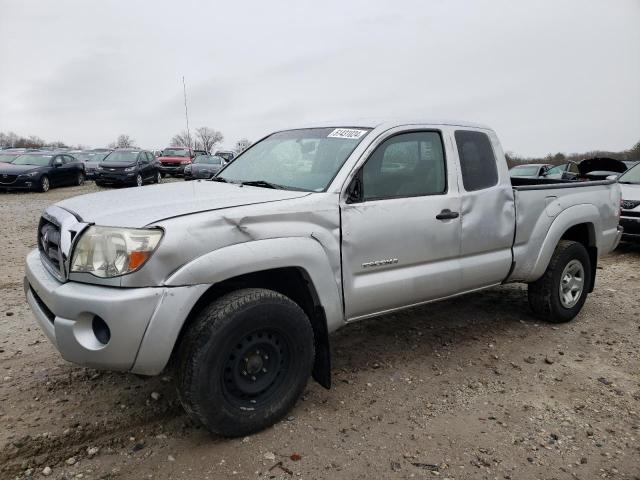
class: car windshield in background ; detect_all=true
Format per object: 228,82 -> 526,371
194,155 -> 222,165
104,151 -> 138,163
546,165 -> 564,175
162,149 -> 190,157
618,164 -> 640,184
510,166 -> 540,176
0,154 -> 18,162
218,127 -> 371,191
12,154 -> 52,166
74,152 -> 109,162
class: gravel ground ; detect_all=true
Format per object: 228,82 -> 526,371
1,182 -> 639,480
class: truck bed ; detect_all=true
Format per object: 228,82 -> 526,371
507,178 -> 620,283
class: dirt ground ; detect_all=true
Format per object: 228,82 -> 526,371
1,182 -> 639,480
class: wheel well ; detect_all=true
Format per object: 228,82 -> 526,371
561,223 -> 597,292
170,267 -> 331,388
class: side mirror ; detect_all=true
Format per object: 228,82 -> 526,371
346,176 -> 363,203
54,158 -> 63,167
606,174 -> 618,181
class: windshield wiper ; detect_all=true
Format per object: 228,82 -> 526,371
240,180 -> 282,189
618,181 -> 637,184
211,176 -> 227,183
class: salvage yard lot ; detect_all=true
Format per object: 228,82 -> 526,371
1,183 -> 639,479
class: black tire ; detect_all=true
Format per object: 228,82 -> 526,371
528,240 -> 591,323
39,175 -> 50,192
177,288 -> 315,437
76,171 -> 85,186
155,171 -> 162,184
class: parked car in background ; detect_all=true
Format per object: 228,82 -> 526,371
617,163 -> 640,241
25,120 -> 622,436
0,149 -> 28,163
70,149 -> 112,179
623,160 -> 639,170
157,147 -> 193,176
95,149 -> 161,187
0,152 -> 85,192
192,149 -> 208,157
509,163 -> 552,179
576,157 -> 627,181
214,150 -> 235,164
544,162 -> 580,180
184,154 -> 225,180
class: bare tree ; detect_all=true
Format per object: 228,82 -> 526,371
195,127 -> 223,153
234,138 -> 252,154
108,134 -> 136,149
170,131 -> 191,148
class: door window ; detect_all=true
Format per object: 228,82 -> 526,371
361,131 -> 446,201
454,130 -> 498,191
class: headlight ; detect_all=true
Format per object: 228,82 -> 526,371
184,165 -> 192,172
181,159 -> 191,164
20,171 -> 39,177
124,166 -> 136,172
70,226 -> 163,278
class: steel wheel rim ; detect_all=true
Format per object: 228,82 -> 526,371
221,329 -> 290,409
559,259 -> 584,308
136,174 -> 143,186
42,177 -> 49,191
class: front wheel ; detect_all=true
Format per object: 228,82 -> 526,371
39,175 -> 50,192
155,171 -> 162,184
135,173 -> 143,187
177,288 -> 315,437
528,240 -> 591,323
76,171 -> 85,186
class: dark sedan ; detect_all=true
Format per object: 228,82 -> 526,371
95,149 -> 162,187
0,152 -> 85,192
183,154 -> 225,180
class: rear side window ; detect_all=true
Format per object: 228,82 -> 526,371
455,130 -> 498,191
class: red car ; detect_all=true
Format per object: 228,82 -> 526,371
157,147 -> 196,177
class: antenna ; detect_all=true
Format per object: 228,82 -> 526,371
182,76 -> 192,149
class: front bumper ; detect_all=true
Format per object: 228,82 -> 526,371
95,171 -> 135,184
620,216 -> 640,241
24,249 -> 208,374
0,176 -> 37,190
159,164 -> 186,176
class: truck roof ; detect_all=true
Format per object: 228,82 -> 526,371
279,118 -> 493,131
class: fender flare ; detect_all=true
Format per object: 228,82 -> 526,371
526,204 -> 599,282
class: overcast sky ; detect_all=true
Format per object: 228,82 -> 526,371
0,0 -> 638,156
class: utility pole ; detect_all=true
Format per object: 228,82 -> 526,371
182,76 -> 192,149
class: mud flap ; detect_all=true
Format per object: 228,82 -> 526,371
311,306 -> 331,389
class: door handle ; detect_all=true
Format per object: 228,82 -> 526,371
436,209 -> 459,220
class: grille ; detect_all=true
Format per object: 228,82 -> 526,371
0,174 -> 17,184
38,216 -> 64,278
621,199 -> 640,210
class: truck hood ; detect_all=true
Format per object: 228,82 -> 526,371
158,156 -> 190,163
55,181 -> 310,227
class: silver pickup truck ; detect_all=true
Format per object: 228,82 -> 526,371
25,120 -> 622,436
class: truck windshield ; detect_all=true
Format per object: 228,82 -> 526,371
618,164 -> 640,184
217,127 -> 371,191
162,149 -> 190,157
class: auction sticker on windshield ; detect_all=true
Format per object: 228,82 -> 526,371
328,128 -> 368,139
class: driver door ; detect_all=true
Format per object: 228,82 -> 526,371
341,129 -> 462,321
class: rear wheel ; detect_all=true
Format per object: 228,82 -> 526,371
177,288 -> 315,437
39,175 -> 50,192
76,171 -> 85,186
528,240 -> 591,323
